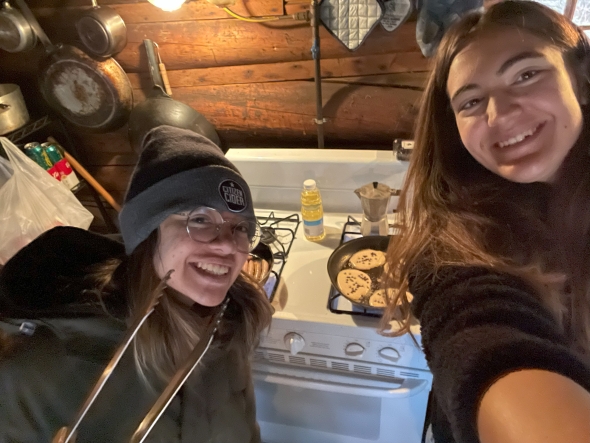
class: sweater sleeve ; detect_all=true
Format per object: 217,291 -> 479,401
409,266 -> 590,443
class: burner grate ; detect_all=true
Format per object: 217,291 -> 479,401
256,212 -> 300,302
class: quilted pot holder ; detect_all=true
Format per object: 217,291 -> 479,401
381,0 -> 413,32
320,0 -> 385,51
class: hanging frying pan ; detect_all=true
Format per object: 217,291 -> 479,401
128,39 -> 221,153
15,0 -> 132,132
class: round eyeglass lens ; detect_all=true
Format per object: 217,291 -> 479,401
186,207 -> 261,253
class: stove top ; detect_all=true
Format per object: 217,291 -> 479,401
254,209 -> 427,371
228,148 -> 426,371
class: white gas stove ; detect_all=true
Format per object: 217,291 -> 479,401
227,148 -> 431,443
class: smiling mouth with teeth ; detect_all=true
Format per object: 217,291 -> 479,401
497,124 -> 542,148
195,262 -> 230,276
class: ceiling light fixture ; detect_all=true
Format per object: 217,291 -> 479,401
147,0 -> 186,12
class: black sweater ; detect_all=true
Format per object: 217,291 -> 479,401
409,266 -> 590,443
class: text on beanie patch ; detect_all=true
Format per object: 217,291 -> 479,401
219,179 -> 247,212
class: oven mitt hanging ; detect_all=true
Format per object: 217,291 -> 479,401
416,0 -> 483,57
320,0 -> 384,51
380,0 -> 412,32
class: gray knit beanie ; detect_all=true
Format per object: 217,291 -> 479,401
118,126 -> 255,254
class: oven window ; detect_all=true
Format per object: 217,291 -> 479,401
255,378 -> 381,439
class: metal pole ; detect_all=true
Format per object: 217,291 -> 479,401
310,0 -> 325,149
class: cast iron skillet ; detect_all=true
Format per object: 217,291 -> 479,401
16,0 -> 133,132
128,39 -> 221,153
327,235 -> 390,309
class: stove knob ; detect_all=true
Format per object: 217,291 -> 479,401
345,343 -> 365,357
378,347 -> 401,362
284,332 -> 305,355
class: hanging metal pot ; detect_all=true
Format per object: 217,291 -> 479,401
75,0 -> 127,58
0,83 -> 29,135
128,39 -> 221,153
0,0 -> 36,53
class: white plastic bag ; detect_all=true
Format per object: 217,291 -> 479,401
0,137 -> 94,264
0,154 -> 13,188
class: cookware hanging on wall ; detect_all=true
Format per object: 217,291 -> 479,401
128,39 -> 221,153
0,0 -> 36,53
75,0 -> 127,58
0,83 -> 29,135
15,0 -> 133,132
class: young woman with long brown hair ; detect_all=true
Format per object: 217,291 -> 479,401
382,2 -> 590,442
0,125 -> 273,442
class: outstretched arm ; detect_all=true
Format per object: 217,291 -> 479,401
410,266 -> 590,443
477,369 -> 590,443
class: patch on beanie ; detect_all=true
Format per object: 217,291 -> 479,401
219,179 -> 247,212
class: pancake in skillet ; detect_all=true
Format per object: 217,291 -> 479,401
349,249 -> 386,270
337,269 -> 372,301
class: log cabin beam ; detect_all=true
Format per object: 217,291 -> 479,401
0,16 -> 419,72
31,0 -> 285,23
125,52 -> 428,88
73,76 -> 420,170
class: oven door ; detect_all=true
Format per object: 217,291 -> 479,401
253,361 -> 431,443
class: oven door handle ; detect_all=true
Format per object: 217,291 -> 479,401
252,369 -> 429,399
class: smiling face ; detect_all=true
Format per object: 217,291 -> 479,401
447,26 -> 584,183
153,212 -> 248,307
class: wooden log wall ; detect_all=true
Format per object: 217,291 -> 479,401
0,0 -> 429,230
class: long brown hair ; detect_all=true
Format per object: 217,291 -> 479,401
87,230 -> 273,384
381,1 -> 590,357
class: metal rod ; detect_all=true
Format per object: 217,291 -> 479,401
310,0 -> 324,149
52,272 -> 172,443
130,297 -> 230,443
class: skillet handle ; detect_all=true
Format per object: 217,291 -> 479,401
143,39 -> 167,96
14,0 -> 53,50
153,43 -> 172,96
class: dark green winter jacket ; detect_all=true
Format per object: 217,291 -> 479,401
0,227 -> 260,443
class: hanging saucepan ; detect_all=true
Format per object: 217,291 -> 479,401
0,0 -> 36,53
15,0 -> 132,132
0,83 -> 29,135
128,39 -> 221,153
327,235 -> 391,309
75,0 -> 127,58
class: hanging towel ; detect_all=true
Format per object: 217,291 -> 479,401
416,0 -> 483,57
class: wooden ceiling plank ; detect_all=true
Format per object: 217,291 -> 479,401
31,0 -> 285,23
125,52 -> 428,88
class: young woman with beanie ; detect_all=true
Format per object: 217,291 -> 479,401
382,2 -> 590,443
0,125 -> 272,442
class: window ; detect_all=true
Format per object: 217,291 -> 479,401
538,0 -> 590,33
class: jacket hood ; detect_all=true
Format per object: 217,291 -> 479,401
0,227 -> 125,318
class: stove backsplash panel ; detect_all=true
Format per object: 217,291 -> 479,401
226,149 -> 408,213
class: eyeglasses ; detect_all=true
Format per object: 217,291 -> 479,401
184,206 -> 260,253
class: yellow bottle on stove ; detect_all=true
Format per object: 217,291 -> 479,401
301,179 -> 326,242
